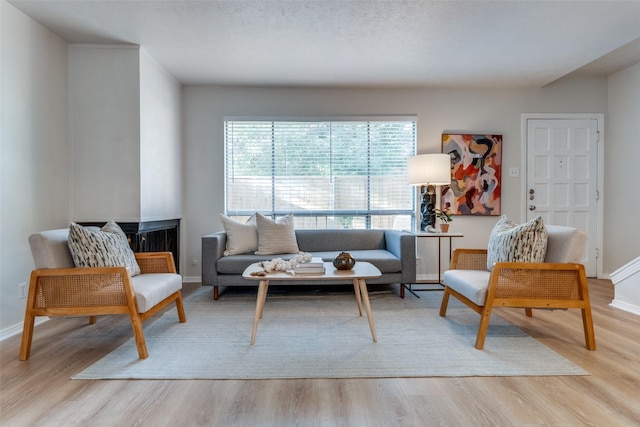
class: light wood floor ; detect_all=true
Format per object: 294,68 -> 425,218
1,279 -> 639,426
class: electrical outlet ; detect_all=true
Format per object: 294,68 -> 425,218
18,283 -> 27,300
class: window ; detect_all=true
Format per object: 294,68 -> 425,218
224,118 -> 416,229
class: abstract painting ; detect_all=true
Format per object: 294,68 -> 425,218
441,134 -> 502,216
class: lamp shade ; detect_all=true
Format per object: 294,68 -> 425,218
407,153 -> 451,186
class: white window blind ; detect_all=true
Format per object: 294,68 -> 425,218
224,118 -> 416,229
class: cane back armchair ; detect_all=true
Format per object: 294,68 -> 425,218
20,228 -> 186,360
439,224 -> 596,350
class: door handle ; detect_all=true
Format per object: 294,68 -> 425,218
529,205 -> 536,211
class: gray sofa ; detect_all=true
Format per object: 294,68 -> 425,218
202,229 -> 416,300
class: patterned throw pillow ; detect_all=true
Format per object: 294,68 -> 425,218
219,214 -> 258,256
254,213 -> 300,255
486,215 -> 548,271
68,221 -> 141,276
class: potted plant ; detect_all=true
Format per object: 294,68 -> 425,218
435,209 -> 453,232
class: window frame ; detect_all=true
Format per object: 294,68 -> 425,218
224,116 -> 417,229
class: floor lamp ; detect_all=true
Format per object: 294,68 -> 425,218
407,154 -> 451,232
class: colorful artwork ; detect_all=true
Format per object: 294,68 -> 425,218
442,134 -> 502,216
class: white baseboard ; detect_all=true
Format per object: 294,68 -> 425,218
0,317 -> 50,342
609,299 -> 640,316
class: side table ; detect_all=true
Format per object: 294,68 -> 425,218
401,231 -> 464,298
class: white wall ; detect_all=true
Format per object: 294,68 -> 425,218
1,2 -> 69,333
181,77 -> 611,280
69,45 -> 141,222
606,61 -> 640,272
607,61 -> 640,312
69,45 -> 182,224
139,48 -> 182,222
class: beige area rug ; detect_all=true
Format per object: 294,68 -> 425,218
73,287 -> 588,379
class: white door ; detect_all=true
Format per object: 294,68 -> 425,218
525,116 -> 601,277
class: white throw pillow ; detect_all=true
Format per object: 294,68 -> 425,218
219,214 -> 258,256
486,215 -> 548,271
68,221 -> 141,276
254,213 -> 300,255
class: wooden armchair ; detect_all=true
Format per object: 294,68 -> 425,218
439,225 -> 596,350
20,229 -> 186,360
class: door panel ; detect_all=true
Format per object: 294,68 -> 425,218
526,118 -> 598,276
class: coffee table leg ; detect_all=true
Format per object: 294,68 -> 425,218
353,279 -> 363,316
251,280 -> 269,345
358,279 -> 377,342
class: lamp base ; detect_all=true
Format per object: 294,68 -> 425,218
419,185 -> 436,232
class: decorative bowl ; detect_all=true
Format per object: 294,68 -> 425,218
333,251 -> 356,270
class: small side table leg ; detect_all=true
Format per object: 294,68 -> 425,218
358,279 -> 377,342
353,278 -> 363,316
251,280 -> 269,345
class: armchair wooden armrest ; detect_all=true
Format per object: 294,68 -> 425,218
27,266 -> 135,314
450,248 -> 488,270
135,252 -> 177,274
20,266 -> 137,360
489,261 -> 589,308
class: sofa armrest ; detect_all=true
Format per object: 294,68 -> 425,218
202,232 -> 226,286
451,249 -> 488,270
385,230 -> 416,284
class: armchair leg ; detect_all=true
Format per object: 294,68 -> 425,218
175,293 -> 187,323
525,308 -> 533,317
128,313 -> 149,359
19,313 -> 35,361
581,307 -> 596,350
475,305 -> 494,350
89,316 -> 97,324
439,287 -> 451,316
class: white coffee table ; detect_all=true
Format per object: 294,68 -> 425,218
242,261 -> 382,344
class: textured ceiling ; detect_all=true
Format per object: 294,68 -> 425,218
8,0 -> 640,88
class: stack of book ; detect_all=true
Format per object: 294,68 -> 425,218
294,257 -> 325,274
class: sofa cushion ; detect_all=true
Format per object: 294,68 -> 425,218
68,222 -> 141,276
216,249 -> 402,275
443,269 -> 491,306
131,273 -> 182,313
295,229 -> 386,252
486,216 -> 548,271
255,213 -> 300,255
219,214 -> 258,256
